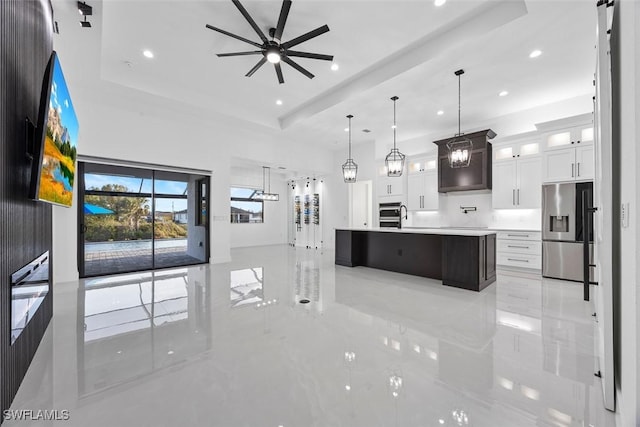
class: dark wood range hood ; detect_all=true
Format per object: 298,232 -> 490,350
433,129 -> 496,193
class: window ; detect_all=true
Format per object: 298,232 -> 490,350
230,187 -> 263,223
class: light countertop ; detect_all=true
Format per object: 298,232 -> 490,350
403,226 -> 541,233
336,227 -> 496,237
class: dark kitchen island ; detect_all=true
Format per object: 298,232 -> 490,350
335,228 -> 496,292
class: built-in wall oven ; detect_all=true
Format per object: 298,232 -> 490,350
379,202 -> 402,228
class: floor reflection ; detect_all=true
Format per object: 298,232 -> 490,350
5,246 -> 616,427
78,268 -> 211,397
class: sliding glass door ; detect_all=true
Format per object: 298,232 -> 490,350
78,162 -> 209,278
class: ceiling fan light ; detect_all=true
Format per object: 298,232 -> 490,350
266,46 -> 281,63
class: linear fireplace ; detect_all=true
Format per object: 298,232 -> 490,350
10,251 -> 50,345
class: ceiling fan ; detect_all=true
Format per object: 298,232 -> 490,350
206,0 -> 334,84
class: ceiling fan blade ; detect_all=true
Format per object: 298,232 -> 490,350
246,57 -> 267,77
206,24 -> 263,48
217,51 -> 264,57
231,0 -> 268,44
281,24 -> 330,49
285,51 -> 333,61
275,62 -> 285,84
281,56 -> 314,79
274,0 -> 292,42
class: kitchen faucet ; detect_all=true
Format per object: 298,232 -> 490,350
399,204 -> 408,228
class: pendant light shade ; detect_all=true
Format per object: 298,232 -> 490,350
447,69 -> 473,168
252,166 -> 279,201
342,115 -> 358,183
385,96 -> 405,177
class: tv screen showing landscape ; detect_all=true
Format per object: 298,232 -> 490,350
35,53 -> 78,207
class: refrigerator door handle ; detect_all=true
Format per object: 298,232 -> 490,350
512,189 -> 515,206
572,163 -> 575,177
517,189 -> 520,205
578,162 -> 581,177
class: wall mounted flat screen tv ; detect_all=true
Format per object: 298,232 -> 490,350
29,51 -> 79,207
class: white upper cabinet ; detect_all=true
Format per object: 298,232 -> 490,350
543,148 -> 576,182
493,161 -> 518,208
408,157 -> 437,174
494,140 -> 540,162
492,153 -> 541,209
492,139 -> 542,209
544,125 -> 593,151
575,144 -> 594,180
406,156 -> 438,211
542,124 -> 595,183
517,156 -> 542,208
378,165 -> 405,198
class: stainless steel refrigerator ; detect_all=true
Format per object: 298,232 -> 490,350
542,182 -> 593,281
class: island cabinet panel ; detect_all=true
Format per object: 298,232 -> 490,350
442,234 -> 496,292
335,230 -> 365,267
335,229 -> 496,292
366,232 -> 442,279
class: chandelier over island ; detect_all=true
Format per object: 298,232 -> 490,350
385,96 -> 405,177
447,69 -> 473,168
342,114 -> 358,183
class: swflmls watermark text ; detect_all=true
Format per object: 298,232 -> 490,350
3,409 -> 70,421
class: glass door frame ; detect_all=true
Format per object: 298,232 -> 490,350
77,162 -> 210,278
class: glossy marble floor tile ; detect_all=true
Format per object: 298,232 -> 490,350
6,245 -> 616,427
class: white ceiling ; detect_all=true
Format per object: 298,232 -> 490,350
52,0 -> 596,153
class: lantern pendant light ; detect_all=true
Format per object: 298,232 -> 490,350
385,96 -> 405,177
447,69 -> 473,168
342,115 -> 358,183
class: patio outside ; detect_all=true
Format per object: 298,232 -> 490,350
82,181 -> 202,277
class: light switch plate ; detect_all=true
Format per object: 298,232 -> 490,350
621,202 -> 630,228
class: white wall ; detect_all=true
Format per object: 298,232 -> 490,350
230,166 -> 287,248
405,192 -> 541,230
51,82 -> 333,284
321,141 -> 376,250
615,0 -> 640,425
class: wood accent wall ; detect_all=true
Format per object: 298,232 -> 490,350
0,0 -> 54,420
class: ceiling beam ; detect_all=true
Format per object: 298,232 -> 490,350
278,0 -> 528,130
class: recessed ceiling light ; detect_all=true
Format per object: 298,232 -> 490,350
344,128 -> 349,132
437,110 -> 444,116
143,50 -> 154,59
331,63 -> 339,71
435,0 -> 446,6
391,125 -> 397,129
529,49 -> 542,58
276,99 -> 283,105
499,90 -> 509,97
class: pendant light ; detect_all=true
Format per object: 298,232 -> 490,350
385,96 -> 405,177
342,114 -> 358,183
447,69 -> 473,168
253,166 -> 279,201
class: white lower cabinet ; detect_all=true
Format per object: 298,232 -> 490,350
496,231 -> 542,270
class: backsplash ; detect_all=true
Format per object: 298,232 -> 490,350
405,191 -> 541,230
